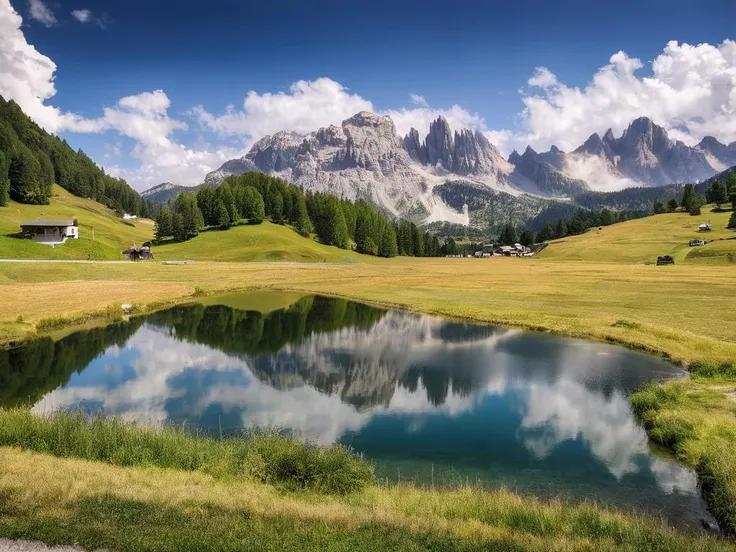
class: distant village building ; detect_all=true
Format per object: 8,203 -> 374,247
497,243 -> 531,257
122,246 -> 154,261
20,218 -> 78,246
122,214 -> 138,220
689,239 -> 706,247
699,222 -> 712,232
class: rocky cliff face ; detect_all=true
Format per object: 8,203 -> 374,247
508,146 -> 588,197
197,112 -> 727,224
696,136 -> 736,170
571,117 -> 715,187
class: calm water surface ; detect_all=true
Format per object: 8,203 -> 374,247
1,293 -> 716,531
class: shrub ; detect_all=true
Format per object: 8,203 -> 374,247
689,360 -> 736,379
0,410 -> 374,495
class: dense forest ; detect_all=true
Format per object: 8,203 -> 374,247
153,171 -> 443,258
0,96 -> 145,216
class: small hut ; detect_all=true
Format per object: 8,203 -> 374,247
122,246 -> 153,261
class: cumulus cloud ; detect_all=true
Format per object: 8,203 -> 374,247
192,78 -> 487,145
71,8 -> 91,22
27,0 -> 55,26
505,40 -> 736,153
190,78 -> 373,139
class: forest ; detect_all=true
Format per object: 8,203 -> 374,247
0,96 -> 145,216
153,171 -> 444,258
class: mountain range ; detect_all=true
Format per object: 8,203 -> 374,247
142,112 -> 736,226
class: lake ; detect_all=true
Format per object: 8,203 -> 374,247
0,292 -> 716,531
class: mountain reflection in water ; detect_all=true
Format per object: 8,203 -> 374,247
1,294 -> 715,531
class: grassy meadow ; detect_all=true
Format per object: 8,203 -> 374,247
537,207 -> 736,265
0,185 -> 153,260
1,193 -> 736,548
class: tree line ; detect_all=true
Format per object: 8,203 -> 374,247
154,171 -> 445,258
0,96 -> 145,215
653,173 -> 736,217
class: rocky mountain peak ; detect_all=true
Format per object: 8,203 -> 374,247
425,116 -> 455,168
603,129 -> 616,143
508,150 -> 522,165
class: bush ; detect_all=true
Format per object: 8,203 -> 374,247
728,211 -> 736,230
0,409 -> 375,494
689,360 -> 736,379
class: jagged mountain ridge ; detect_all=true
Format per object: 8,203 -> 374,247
146,112 -> 730,225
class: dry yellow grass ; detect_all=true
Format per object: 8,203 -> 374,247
1,258 -> 735,366
0,447 -> 731,552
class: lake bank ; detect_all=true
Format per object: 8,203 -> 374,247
0,416 -> 731,552
1,260 -> 735,544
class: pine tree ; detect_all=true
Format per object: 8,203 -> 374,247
378,223 -> 398,257
154,207 -> 173,240
688,194 -> 704,216
9,146 -> 45,204
172,192 -> 203,239
554,219 -> 568,239
293,192 -> 312,236
708,180 -> 728,210
519,227 -> 535,246
196,187 -> 219,227
242,187 -> 265,224
412,224 -> 424,257
172,213 -> 187,242
681,184 -> 696,211
216,200 -> 230,229
499,223 -> 518,245
666,198 -> 678,212
652,199 -> 665,214
267,186 -> 284,223
728,211 -> 736,229
0,151 -> 9,206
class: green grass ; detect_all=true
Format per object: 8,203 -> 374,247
154,221 -> 369,263
0,409 -> 374,495
630,369 -> 736,534
538,206 -> 736,265
0,185 -> 155,260
0,411 -> 733,552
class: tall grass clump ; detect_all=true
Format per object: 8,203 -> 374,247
690,361 -> 736,379
0,409 -> 373,494
699,442 -> 736,535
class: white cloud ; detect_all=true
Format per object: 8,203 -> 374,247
409,93 -> 429,108
505,40 -> 736,153
192,78 -> 487,145
27,0 -> 55,26
190,78 -> 373,139
71,9 -> 91,23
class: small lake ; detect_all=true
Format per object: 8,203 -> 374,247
1,293 -> 716,531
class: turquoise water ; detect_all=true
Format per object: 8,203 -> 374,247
1,294 -> 716,531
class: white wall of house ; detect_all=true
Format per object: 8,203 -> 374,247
29,225 -> 79,246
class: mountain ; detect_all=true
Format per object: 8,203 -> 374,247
696,136 -> 736,170
507,146 -> 588,197
202,111 -> 524,225
571,117 -> 714,187
189,112 -> 730,226
141,182 -> 195,204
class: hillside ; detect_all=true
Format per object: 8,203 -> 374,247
537,205 -> 735,264
0,97 -> 144,215
154,221 -> 372,263
0,185 -> 154,260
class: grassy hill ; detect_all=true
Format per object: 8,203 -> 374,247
154,222 -> 370,264
0,185 -> 154,260
537,205 -> 735,264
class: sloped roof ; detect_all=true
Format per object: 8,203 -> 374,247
20,220 -> 75,227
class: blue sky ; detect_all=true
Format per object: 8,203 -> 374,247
3,0 -> 736,190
